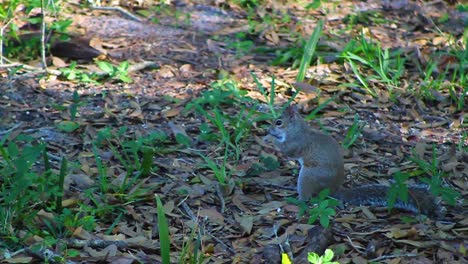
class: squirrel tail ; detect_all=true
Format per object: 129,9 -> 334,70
333,184 -> 442,218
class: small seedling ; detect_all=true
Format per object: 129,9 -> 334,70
342,114 -> 363,149
308,249 -> 339,264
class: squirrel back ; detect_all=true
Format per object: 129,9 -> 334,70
265,105 -> 440,218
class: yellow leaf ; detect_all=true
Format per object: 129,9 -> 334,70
281,253 -> 292,264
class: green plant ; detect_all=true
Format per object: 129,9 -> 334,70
308,249 -> 339,264
187,79 -> 258,160
186,79 -> 248,110
0,137 -> 45,240
178,215 -> 206,264
342,33 -> 405,98
251,72 -> 278,118
95,60 -> 133,83
53,90 -> 85,132
447,35 -> 467,111
297,19 -> 324,82
226,32 -> 255,57
1,1 -> 72,61
306,0 -> 324,10
387,171 -> 411,212
342,114 -> 363,149
304,96 -> 335,121
251,71 -> 298,120
343,11 -> 387,28
272,43 -> 305,68
409,145 -> 460,206
59,61 -> 97,83
0,135 -> 92,249
233,0 -> 264,9
156,195 -> 171,264
200,154 -> 229,185
456,4 -> 468,12
93,127 -> 167,194
288,189 -> 338,228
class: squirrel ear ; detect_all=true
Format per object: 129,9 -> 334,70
285,104 -> 299,119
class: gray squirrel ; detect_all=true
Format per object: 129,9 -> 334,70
264,105 -> 440,218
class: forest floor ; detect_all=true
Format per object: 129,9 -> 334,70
0,0 -> 467,263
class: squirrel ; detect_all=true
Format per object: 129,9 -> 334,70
264,105 -> 441,218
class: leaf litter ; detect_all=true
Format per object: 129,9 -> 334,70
0,0 -> 466,263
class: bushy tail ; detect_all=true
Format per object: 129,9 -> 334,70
333,184 -> 442,218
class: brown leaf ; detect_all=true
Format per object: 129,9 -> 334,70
234,214 -> 254,234
199,207 -> 225,224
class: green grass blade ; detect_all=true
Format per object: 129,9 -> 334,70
296,19 -> 324,82
156,194 -> 171,264
140,146 -> 154,177
305,96 -> 336,120
56,157 -> 67,214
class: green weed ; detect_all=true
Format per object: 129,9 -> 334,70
1,1 -> 72,61
95,60 -> 133,83
179,221 -> 206,264
409,145 -> 460,206
93,127 -> 167,194
271,43 -> 305,68
225,32 -> 255,57
342,33 -> 405,98
0,135 -> 97,249
188,79 -> 257,158
288,189 -> 338,228
308,248 -> 339,264
342,114 -> 363,149
343,11 -> 388,27
251,72 -> 298,121
416,41 -> 466,111
304,96 -> 335,121
59,61 -> 98,83
306,0 -> 324,10
387,171 -> 411,211
200,154 -> 229,185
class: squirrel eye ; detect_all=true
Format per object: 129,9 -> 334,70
275,120 -> 283,127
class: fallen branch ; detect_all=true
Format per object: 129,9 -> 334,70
91,6 -> 142,22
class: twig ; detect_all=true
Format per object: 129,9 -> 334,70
346,235 -> 366,253
0,18 -> 14,64
91,6 -> 142,22
370,253 -> 418,262
180,201 -> 197,221
0,122 -> 23,136
66,238 -> 128,249
262,182 -> 296,191
0,59 -> 61,75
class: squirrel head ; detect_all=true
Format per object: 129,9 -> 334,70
265,105 -> 306,145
